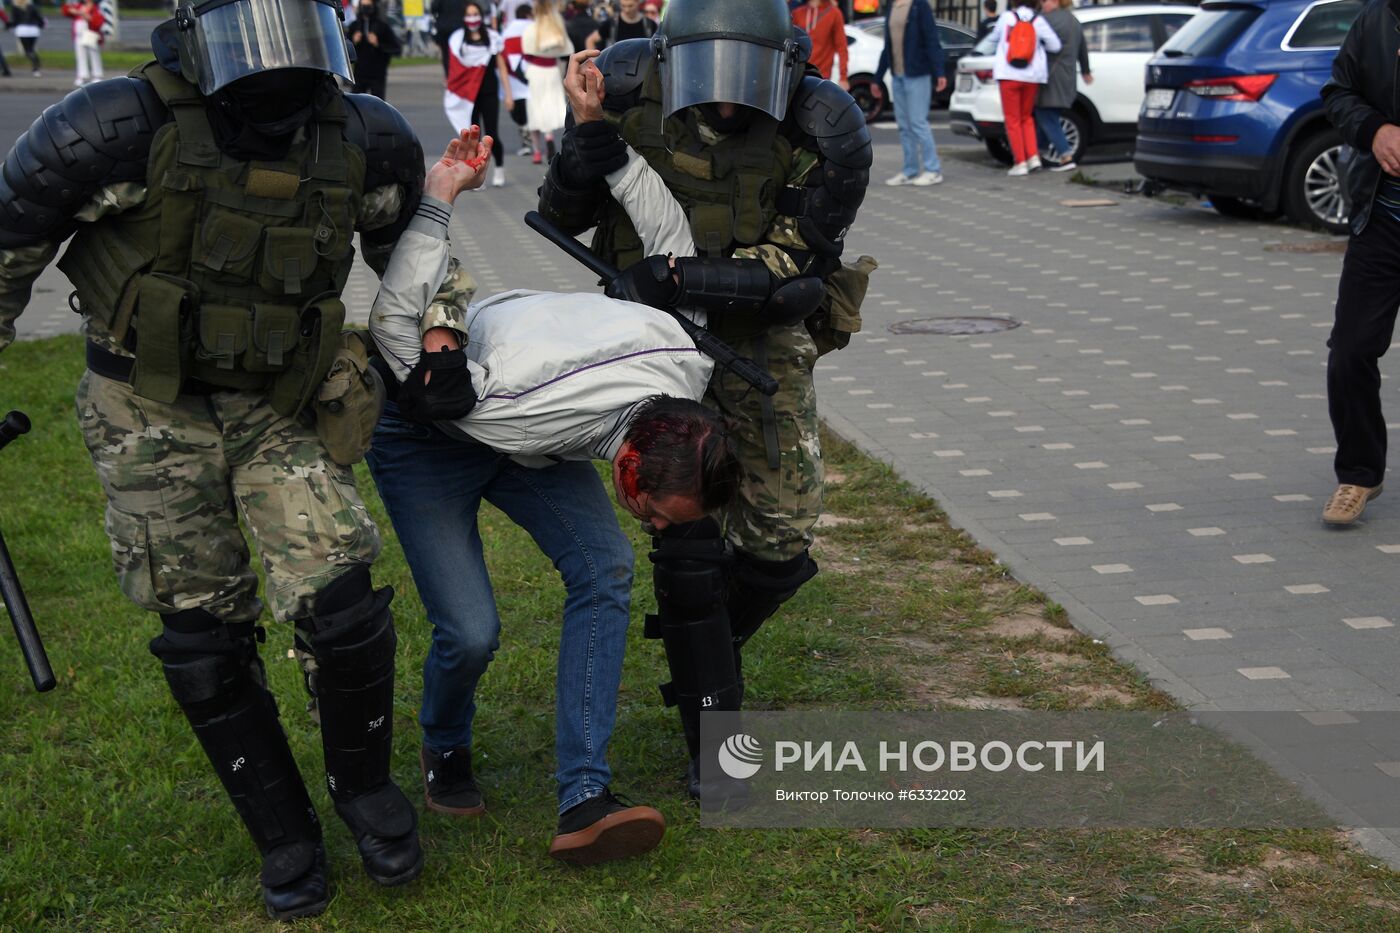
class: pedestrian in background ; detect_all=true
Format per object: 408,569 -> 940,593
597,0 -> 655,48
977,0 -> 999,40
0,5 -> 14,79
641,1 -> 659,24
501,3 -> 534,159
346,0 -> 402,100
1036,0 -> 1090,172
1319,2 -> 1400,524
9,0 -> 43,78
445,1 -> 512,187
793,0 -> 848,87
875,0 -> 946,187
61,0 -> 103,87
564,0 -> 600,52
523,0 -> 570,163
992,0 -> 1060,176
433,0 -> 468,74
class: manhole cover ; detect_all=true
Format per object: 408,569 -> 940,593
889,317 -> 1022,336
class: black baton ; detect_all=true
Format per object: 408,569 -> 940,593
0,411 -> 55,693
523,211 -> 780,397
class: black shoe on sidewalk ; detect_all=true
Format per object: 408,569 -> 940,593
548,789 -> 665,866
421,743 -> 486,816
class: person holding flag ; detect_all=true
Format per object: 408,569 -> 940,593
61,0 -> 105,86
443,1 -> 513,188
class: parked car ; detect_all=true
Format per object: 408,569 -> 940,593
1135,0 -> 1362,233
843,19 -> 978,122
950,3 -> 1196,164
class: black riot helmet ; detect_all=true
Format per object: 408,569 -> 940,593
652,0 -> 808,121
171,0 -> 354,97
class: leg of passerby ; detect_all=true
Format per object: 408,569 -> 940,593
1035,106 -> 1075,170
73,39 -> 88,86
1017,84 -> 1040,170
22,38 -> 41,76
903,74 -> 942,186
474,80 -> 505,187
885,75 -> 922,186
89,46 -> 103,82
999,80 -> 1036,175
0,43 -> 12,77
1324,210 -> 1400,524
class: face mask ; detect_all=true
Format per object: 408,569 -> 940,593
465,14 -> 483,27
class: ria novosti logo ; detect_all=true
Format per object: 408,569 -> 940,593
717,733 -> 764,779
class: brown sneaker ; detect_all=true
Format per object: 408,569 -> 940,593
1322,483 -> 1383,526
548,790 -> 665,866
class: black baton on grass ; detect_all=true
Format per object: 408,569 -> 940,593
0,411 -> 55,692
524,211 -> 780,397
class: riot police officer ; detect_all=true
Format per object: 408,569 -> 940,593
0,0 -> 474,919
538,0 -> 873,802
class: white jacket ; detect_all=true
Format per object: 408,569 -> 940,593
369,168 -> 711,466
992,8 -> 1062,84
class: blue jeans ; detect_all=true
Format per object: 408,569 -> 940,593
366,405 -> 634,812
891,73 -> 941,177
1034,106 -> 1072,160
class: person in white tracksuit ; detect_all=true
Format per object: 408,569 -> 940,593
363,129 -> 738,866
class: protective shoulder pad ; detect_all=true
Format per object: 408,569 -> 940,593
597,38 -> 654,114
788,75 -> 872,170
0,76 -> 169,248
343,92 -> 425,195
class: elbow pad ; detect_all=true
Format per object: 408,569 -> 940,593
607,255 -> 823,327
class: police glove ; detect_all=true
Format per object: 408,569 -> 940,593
605,254 -> 680,310
396,348 -> 479,424
556,120 -> 630,186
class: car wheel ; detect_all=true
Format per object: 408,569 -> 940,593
1283,130 -> 1350,234
985,137 -> 1014,166
1209,196 -> 1280,222
1039,110 -> 1088,164
847,75 -> 886,124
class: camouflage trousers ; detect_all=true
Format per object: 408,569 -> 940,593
75,371 -> 382,625
705,322 -> 823,563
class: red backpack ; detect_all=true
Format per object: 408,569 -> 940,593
1006,14 -> 1038,68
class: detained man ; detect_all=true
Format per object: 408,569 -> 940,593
365,129 -> 741,865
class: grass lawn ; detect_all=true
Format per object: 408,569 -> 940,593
2,335 -> 1400,929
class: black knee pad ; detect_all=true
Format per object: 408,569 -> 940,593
729,550 -> 819,647
150,608 -> 263,719
300,568 -> 395,676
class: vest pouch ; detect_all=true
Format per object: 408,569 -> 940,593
130,273 -> 197,404
808,255 -> 876,357
688,203 -> 735,258
308,188 -> 356,261
271,294 -> 346,418
313,330 -> 386,466
192,209 -> 263,284
195,303 -> 251,372
260,227 -> 321,297
247,303 -> 303,373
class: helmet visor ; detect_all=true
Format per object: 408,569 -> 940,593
190,0 -> 352,95
659,37 -> 793,121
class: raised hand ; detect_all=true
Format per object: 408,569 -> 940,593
424,126 -> 496,203
564,49 -> 607,124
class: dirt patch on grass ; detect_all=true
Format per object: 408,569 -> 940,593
986,613 -> 1079,643
814,513 -> 862,529
1065,684 -> 1139,706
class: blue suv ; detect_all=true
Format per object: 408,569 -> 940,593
1135,0 -> 1362,233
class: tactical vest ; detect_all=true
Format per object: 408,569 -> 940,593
59,62 -> 366,415
598,72 -> 795,274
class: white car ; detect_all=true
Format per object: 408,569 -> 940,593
843,20 -> 978,122
949,2 -> 1196,163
